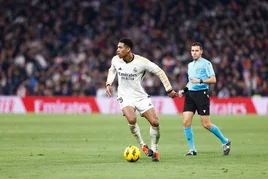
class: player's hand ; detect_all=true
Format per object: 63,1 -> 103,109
168,90 -> 178,98
178,90 -> 184,97
106,85 -> 113,97
190,78 -> 199,83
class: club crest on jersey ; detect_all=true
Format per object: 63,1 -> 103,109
117,97 -> 123,103
133,67 -> 137,72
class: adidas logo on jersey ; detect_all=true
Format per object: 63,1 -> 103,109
118,67 -> 122,70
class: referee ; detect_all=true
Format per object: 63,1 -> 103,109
178,42 -> 231,156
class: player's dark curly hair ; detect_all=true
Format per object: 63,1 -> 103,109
119,37 -> 134,49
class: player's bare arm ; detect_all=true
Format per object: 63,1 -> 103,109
167,89 -> 178,98
106,84 -> 113,97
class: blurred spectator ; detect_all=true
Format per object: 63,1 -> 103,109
16,83 -> 27,97
218,87 -> 231,98
0,0 -> 267,97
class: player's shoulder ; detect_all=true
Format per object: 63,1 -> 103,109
111,55 -> 120,61
111,55 -> 123,65
134,54 -> 150,64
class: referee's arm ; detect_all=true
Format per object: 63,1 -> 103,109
178,83 -> 189,97
190,76 -> 216,84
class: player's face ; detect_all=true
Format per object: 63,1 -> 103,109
191,45 -> 203,60
117,42 -> 130,58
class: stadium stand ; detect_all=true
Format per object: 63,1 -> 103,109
0,0 -> 267,97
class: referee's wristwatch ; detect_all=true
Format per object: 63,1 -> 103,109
200,79 -> 203,84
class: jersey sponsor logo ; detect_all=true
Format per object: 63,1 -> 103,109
118,72 -> 137,80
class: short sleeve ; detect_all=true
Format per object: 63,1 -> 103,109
205,61 -> 215,77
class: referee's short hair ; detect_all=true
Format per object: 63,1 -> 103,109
192,42 -> 203,50
119,37 -> 134,49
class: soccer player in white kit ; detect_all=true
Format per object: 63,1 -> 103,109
106,38 -> 177,162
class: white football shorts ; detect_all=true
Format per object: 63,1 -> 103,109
117,96 -> 154,115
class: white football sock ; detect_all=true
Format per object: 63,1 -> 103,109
128,123 -> 145,148
150,126 -> 160,152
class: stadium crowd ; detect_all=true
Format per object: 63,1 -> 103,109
0,0 -> 267,97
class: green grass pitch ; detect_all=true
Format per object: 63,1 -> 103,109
0,114 -> 267,179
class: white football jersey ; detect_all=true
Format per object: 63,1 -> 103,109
106,54 -> 172,99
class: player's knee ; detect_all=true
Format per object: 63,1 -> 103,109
126,115 -> 137,125
151,122 -> 159,127
150,117 -> 159,127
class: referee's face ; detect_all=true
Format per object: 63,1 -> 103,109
191,46 -> 203,60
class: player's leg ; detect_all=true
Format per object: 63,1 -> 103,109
142,108 -> 160,152
122,106 -> 146,149
137,97 -> 160,161
183,92 -> 197,156
142,107 -> 160,162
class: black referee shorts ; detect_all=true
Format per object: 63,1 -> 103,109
183,89 -> 210,115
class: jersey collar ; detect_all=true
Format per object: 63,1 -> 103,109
194,57 -> 202,62
123,53 -> 135,63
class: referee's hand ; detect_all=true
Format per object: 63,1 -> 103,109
178,90 -> 184,97
190,78 -> 199,83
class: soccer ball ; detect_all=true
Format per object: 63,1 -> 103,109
123,146 -> 141,162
